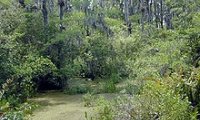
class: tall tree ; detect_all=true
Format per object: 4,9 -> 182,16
42,0 -> 48,26
48,0 -> 54,13
58,0 -> 65,31
140,0 -> 145,31
160,0 -> 163,28
124,0 -> 129,24
154,0 -> 159,28
164,8 -> 173,29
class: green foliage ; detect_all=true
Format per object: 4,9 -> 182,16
2,111 -> 24,120
101,81 -> 117,93
16,13 -> 58,49
88,96 -> 114,120
0,0 -> 12,7
65,79 -> 92,95
65,78 -> 118,95
0,7 -> 23,35
0,0 -> 200,119
133,82 -> 195,120
15,55 -> 56,78
1,101 -> 38,120
88,81 -> 196,120
6,55 -> 57,101
178,67 -> 200,112
105,7 -> 122,19
125,29 -> 190,81
124,82 -> 140,95
0,80 -> 38,120
110,73 -> 121,84
82,92 -> 95,107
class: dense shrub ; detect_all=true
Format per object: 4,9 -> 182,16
88,81 -> 196,120
82,92 -> 95,107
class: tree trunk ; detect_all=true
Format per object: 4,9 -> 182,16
141,0 -> 145,32
58,0 -> 65,31
156,1 -> 160,28
124,0 -> 129,24
154,0 -> 158,28
58,0 -> 64,21
42,0 -> 48,26
129,0 -> 134,15
160,0 -> 163,28
145,0 -> 150,23
48,0 -> 54,13
38,0 -> 42,9
149,0 -> 153,23
99,0 -> 104,8
165,8 -> 173,29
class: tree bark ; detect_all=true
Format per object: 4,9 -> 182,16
58,0 -> 64,21
165,8 -> 173,29
42,0 -> 48,26
140,0 -> 145,32
149,0 -> 153,23
160,0 -> 163,28
154,0 -> 158,28
48,0 -> 54,13
124,0 -> 129,24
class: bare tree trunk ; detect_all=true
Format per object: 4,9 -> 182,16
99,0 -> 104,8
160,0 -> 163,28
42,0 -> 48,26
38,0 -> 42,9
48,0 -> 54,13
33,0 -> 38,9
129,0 -> 134,15
124,0 -> 132,35
156,1 -> 160,28
154,0 -> 158,28
140,0 -> 145,32
165,8 -> 173,29
58,0 -> 65,31
124,0 -> 129,24
145,0 -> 150,23
149,0 -> 153,23
59,0 -> 64,21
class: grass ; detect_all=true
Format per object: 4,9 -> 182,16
64,77 -> 141,95
65,78 -> 121,95
0,0 -> 11,8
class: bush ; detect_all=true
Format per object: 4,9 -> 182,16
124,82 -> 140,95
65,79 -> 92,95
82,92 -> 95,107
130,82 -> 196,120
6,55 -> 58,101
110,73 -> 121,84
88,81 -> 196,120
101,81 -> 117,93
1,111 -> 24,120
86,96 -> 115,120
0,101 -> 38,120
